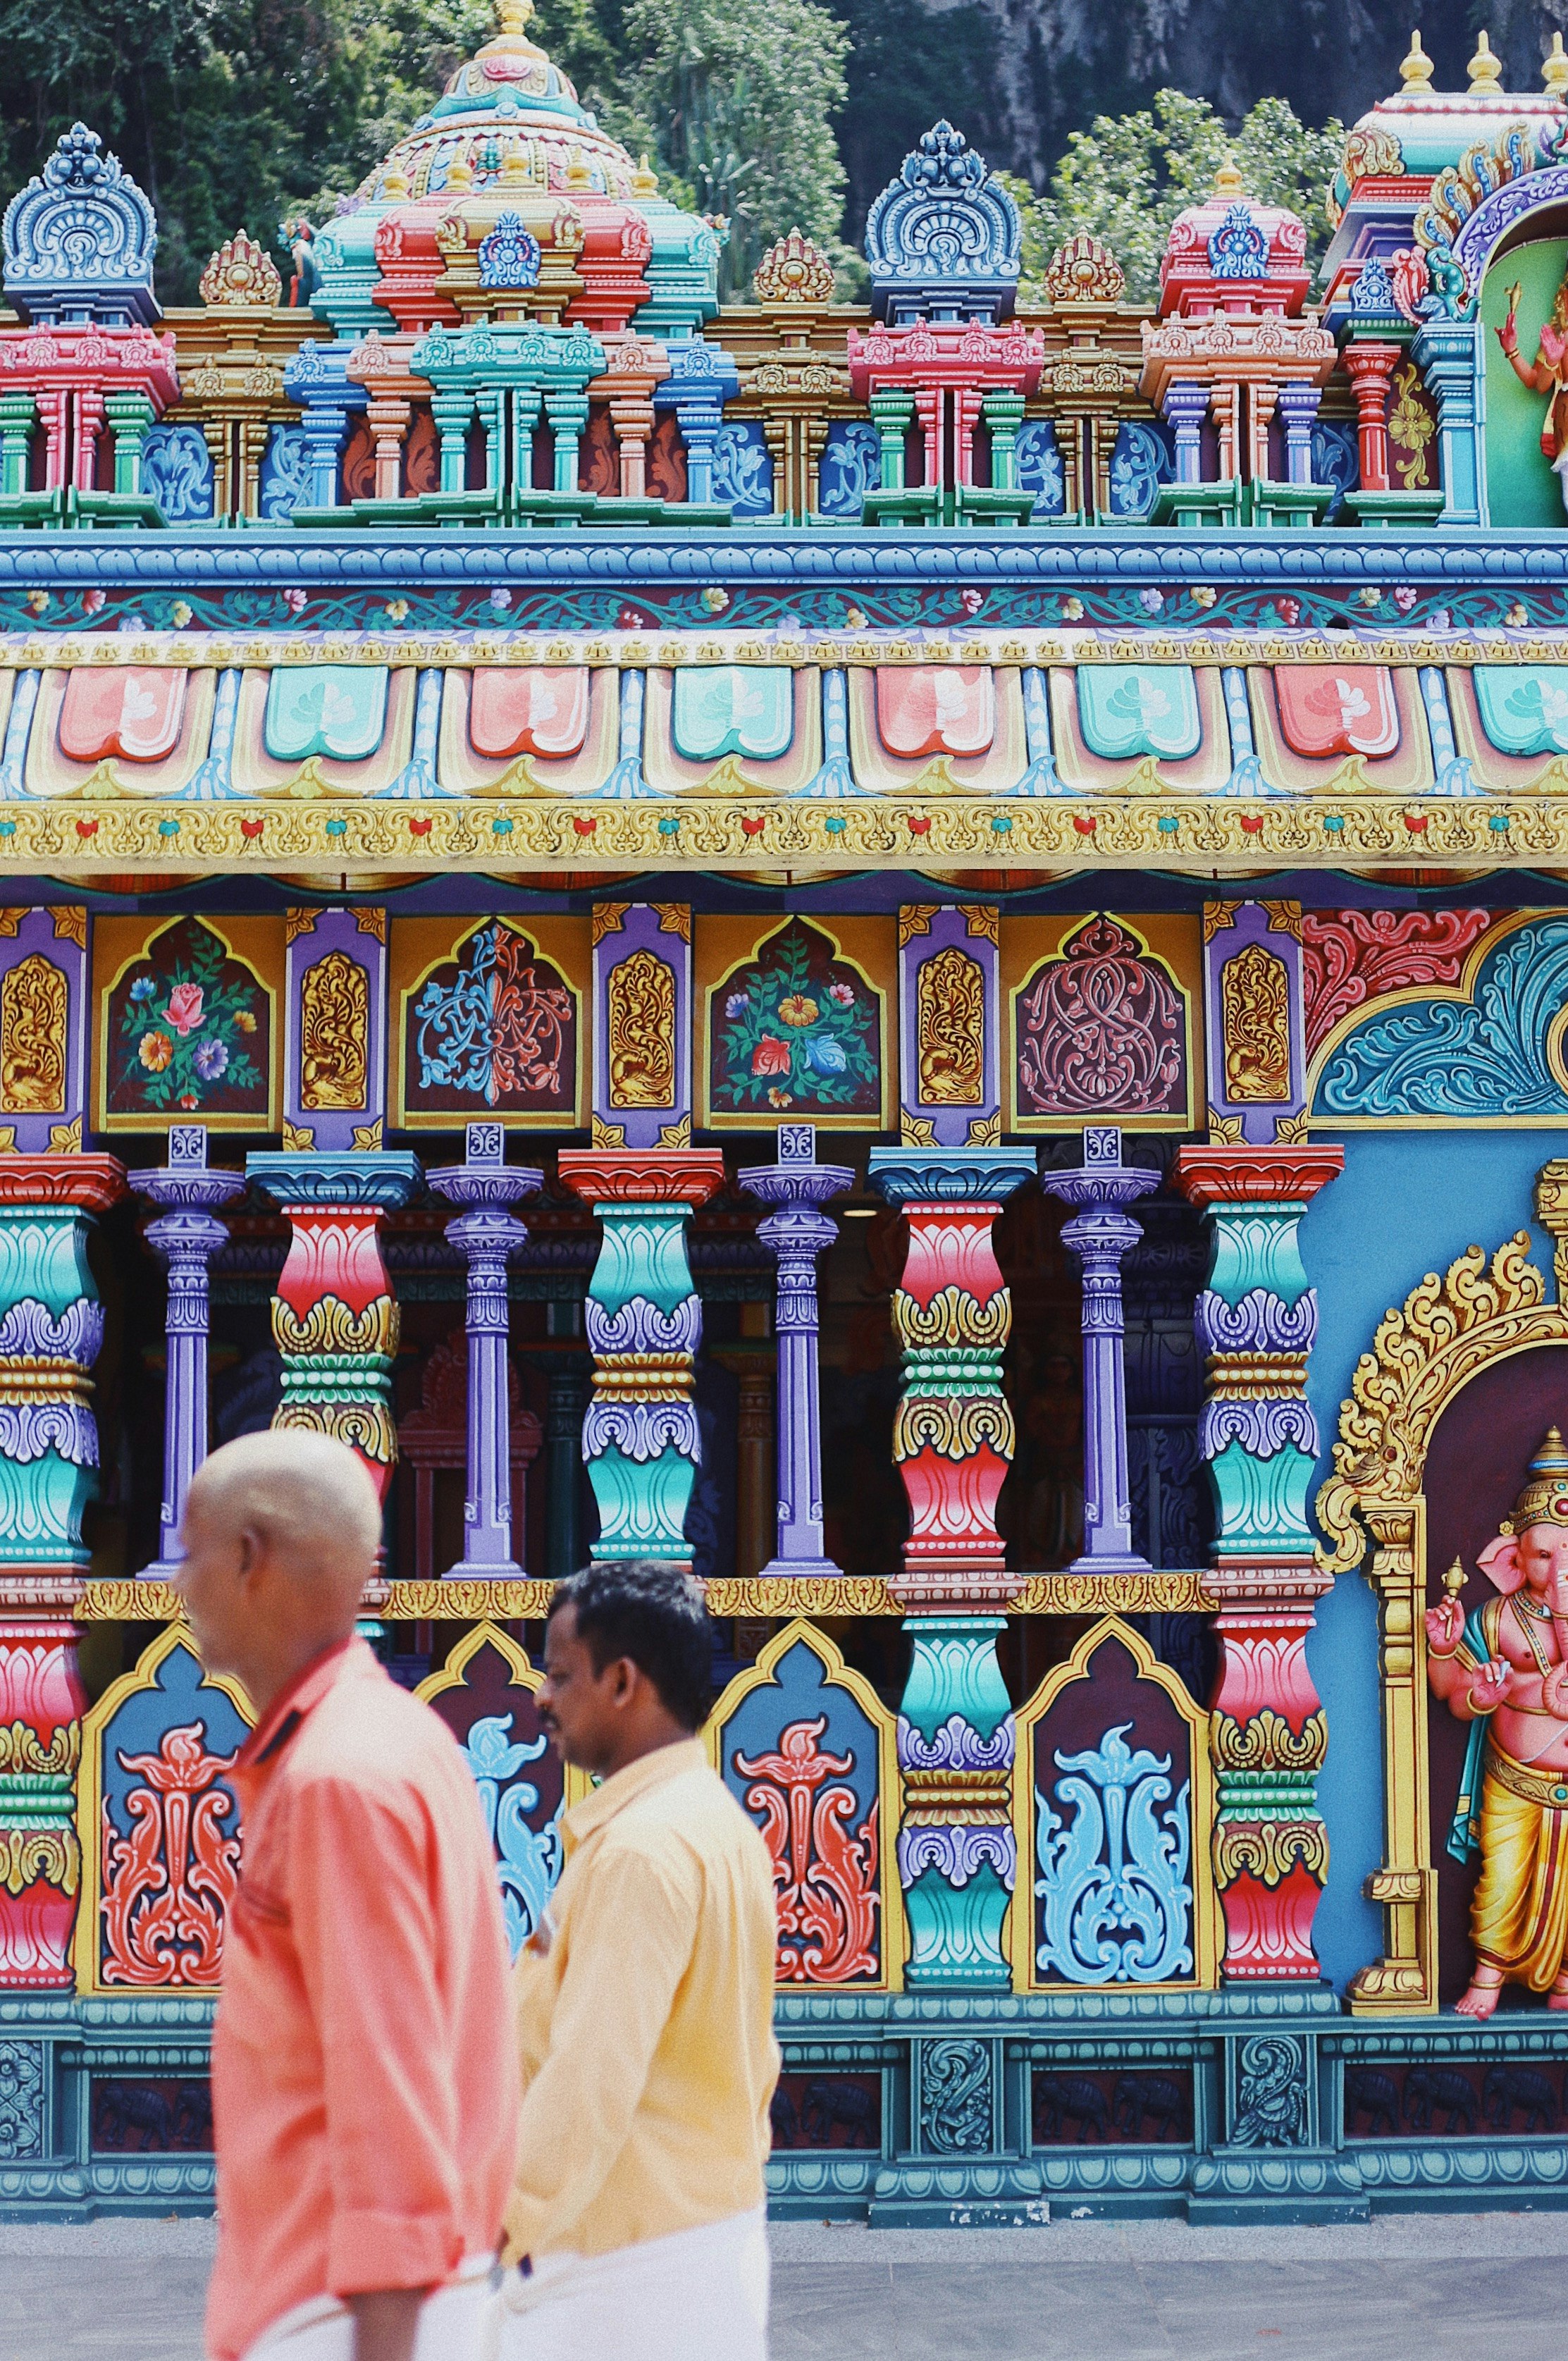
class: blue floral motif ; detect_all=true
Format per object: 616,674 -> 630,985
258,424 -> 311,522
1014,421 -> 1064,517
477,211 -> 541,290
1035,1722 -> 1192,1983
457,1713 -> 563,1959
710,423 -> 774,516
1108,421 -> 1173,520
1309,422 -> 1359,522
1314,916 -> 1568,1118
817,421 -> 882,518
141,425 -> 215,524
1206,202 -> 1268,280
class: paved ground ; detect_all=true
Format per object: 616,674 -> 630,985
5,2212 -> 1568,2358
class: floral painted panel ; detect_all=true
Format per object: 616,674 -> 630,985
106,917 -> 269,1121
710,920 -> 881,1120
405,920 -> 578,1119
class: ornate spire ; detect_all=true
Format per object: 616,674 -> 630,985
1468,28 -> 1502,92
752,227 -> 834,304
1545,30 -> 1568,95
1213,153 -> 1247,199
1400,27 -> 1433,90
1042,233 -> 1125,305
198,229 -> 283,309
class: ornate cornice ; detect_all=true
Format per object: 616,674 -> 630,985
557,1149 -> 727,1207
1173,1147 -> 1345,1208
0,1155 -> 125,1212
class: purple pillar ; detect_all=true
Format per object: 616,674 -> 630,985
130,1126 -> 244,1581
1161,381 -> 1209,484
428,1121 -> 543,1579
1276,380 -> 1322,486
1039,1126 -> 1159,1578
739,1124 -> 852,1581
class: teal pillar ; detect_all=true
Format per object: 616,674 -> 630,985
0,1156 -> 126,1572
896,1614 -> 1015,1988
558,1149 -> 726,1567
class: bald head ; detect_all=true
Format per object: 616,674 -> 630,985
179,1430 -> 382,1709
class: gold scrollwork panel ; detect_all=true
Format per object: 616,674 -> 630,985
1315,1214 -> 1568,2015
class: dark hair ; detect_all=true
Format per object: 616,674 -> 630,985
548,1560 -> 712,1731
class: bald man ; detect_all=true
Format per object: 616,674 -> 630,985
179,1431 -> 519,2361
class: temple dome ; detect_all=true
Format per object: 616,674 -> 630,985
357,0 -> 640,204
1158,159 -> 1311,319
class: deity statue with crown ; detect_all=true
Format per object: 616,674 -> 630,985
1428,1427 -> 1568,2016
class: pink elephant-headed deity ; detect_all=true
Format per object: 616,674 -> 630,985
1428,1424 -> 1568,2016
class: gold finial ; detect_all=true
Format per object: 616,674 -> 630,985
1214,152 -> 1246,198
1442,1556 -> 1468,1600
1469,28 -> 1502,91
1400,28 -> 1433,90
381,164 -> 410,200
498,0 -> 533,32
501,141 -> 530,186
633,152 -> 660,197
1545,30 -> 1568,94
567,145 -> 593,190
446,154 -> 474,192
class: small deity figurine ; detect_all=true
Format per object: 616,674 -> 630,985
1428,1426 -> 1568,2016
1498,276 -> 1568,510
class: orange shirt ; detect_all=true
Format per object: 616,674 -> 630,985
206,1639 -> 519,2361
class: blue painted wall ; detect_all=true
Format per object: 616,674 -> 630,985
1302,1126 -> 1563,1991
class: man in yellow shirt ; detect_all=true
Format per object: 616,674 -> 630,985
494,1559 -> 779,2360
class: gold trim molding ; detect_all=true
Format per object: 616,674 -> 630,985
5,794 -> 1568,873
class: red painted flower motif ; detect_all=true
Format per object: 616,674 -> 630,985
573,815 -> 597,836
751,1035 -> 791,1078
163,982 -> 205,1037
240,818 -> 265,840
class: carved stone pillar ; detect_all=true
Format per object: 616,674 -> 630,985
0,1613 -> 87,1985
1343,340 -> 1400,493
1040,1128 -> 1160,1577
0,1154 -> 125,1579
869,1144 -> 1034,1991
246,1151 -> 421,1503
557,1149 -> 726,1567
131,1126 -> 243,1581
732,1364 -> 774,1584
544,1355 -> 591,1579
739,1123 -> 852,1580
1173,1143 -> 1342,1983
428,1123 -> 543,1578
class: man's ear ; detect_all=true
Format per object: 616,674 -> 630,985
235,1523 -> 264,1586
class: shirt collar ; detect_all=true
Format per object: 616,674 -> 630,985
563,1735 -> 708,1844
235,1634 -> 364,1774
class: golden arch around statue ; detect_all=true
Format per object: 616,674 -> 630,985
1317,1156 -> 1568,2016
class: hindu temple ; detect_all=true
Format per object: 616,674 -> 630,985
10,1 -> 1568,2223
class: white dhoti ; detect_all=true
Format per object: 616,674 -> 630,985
238,2256 -> 494,2360
488,2207 -> 769,2361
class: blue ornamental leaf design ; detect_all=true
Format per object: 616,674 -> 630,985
817,421 -> 882,519
1206,202 -> 1268,281
710,424 -> 774,516
141,425 -> 214,523
1015,421 -> 1065,517
1314,916 -> 1568,1118
1034,1722 -> 1192,1983
1108,421 -> 1173,521
457,1713 -> 562,1959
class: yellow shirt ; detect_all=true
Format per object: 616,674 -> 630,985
504,1736 -> 780,2262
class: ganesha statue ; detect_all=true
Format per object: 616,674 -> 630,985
1428,1426 -> 1568,2016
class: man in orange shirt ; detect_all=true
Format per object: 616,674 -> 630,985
493,1559 -> 779,2360
178,1430 -> 519,2361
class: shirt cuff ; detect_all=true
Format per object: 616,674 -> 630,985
328,2210 -> 462,2295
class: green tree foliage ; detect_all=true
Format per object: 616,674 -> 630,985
1027,91 -> 1345,304
619,0 -> 851,298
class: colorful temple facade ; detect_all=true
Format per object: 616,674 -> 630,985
17,5 -> 1568,2223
